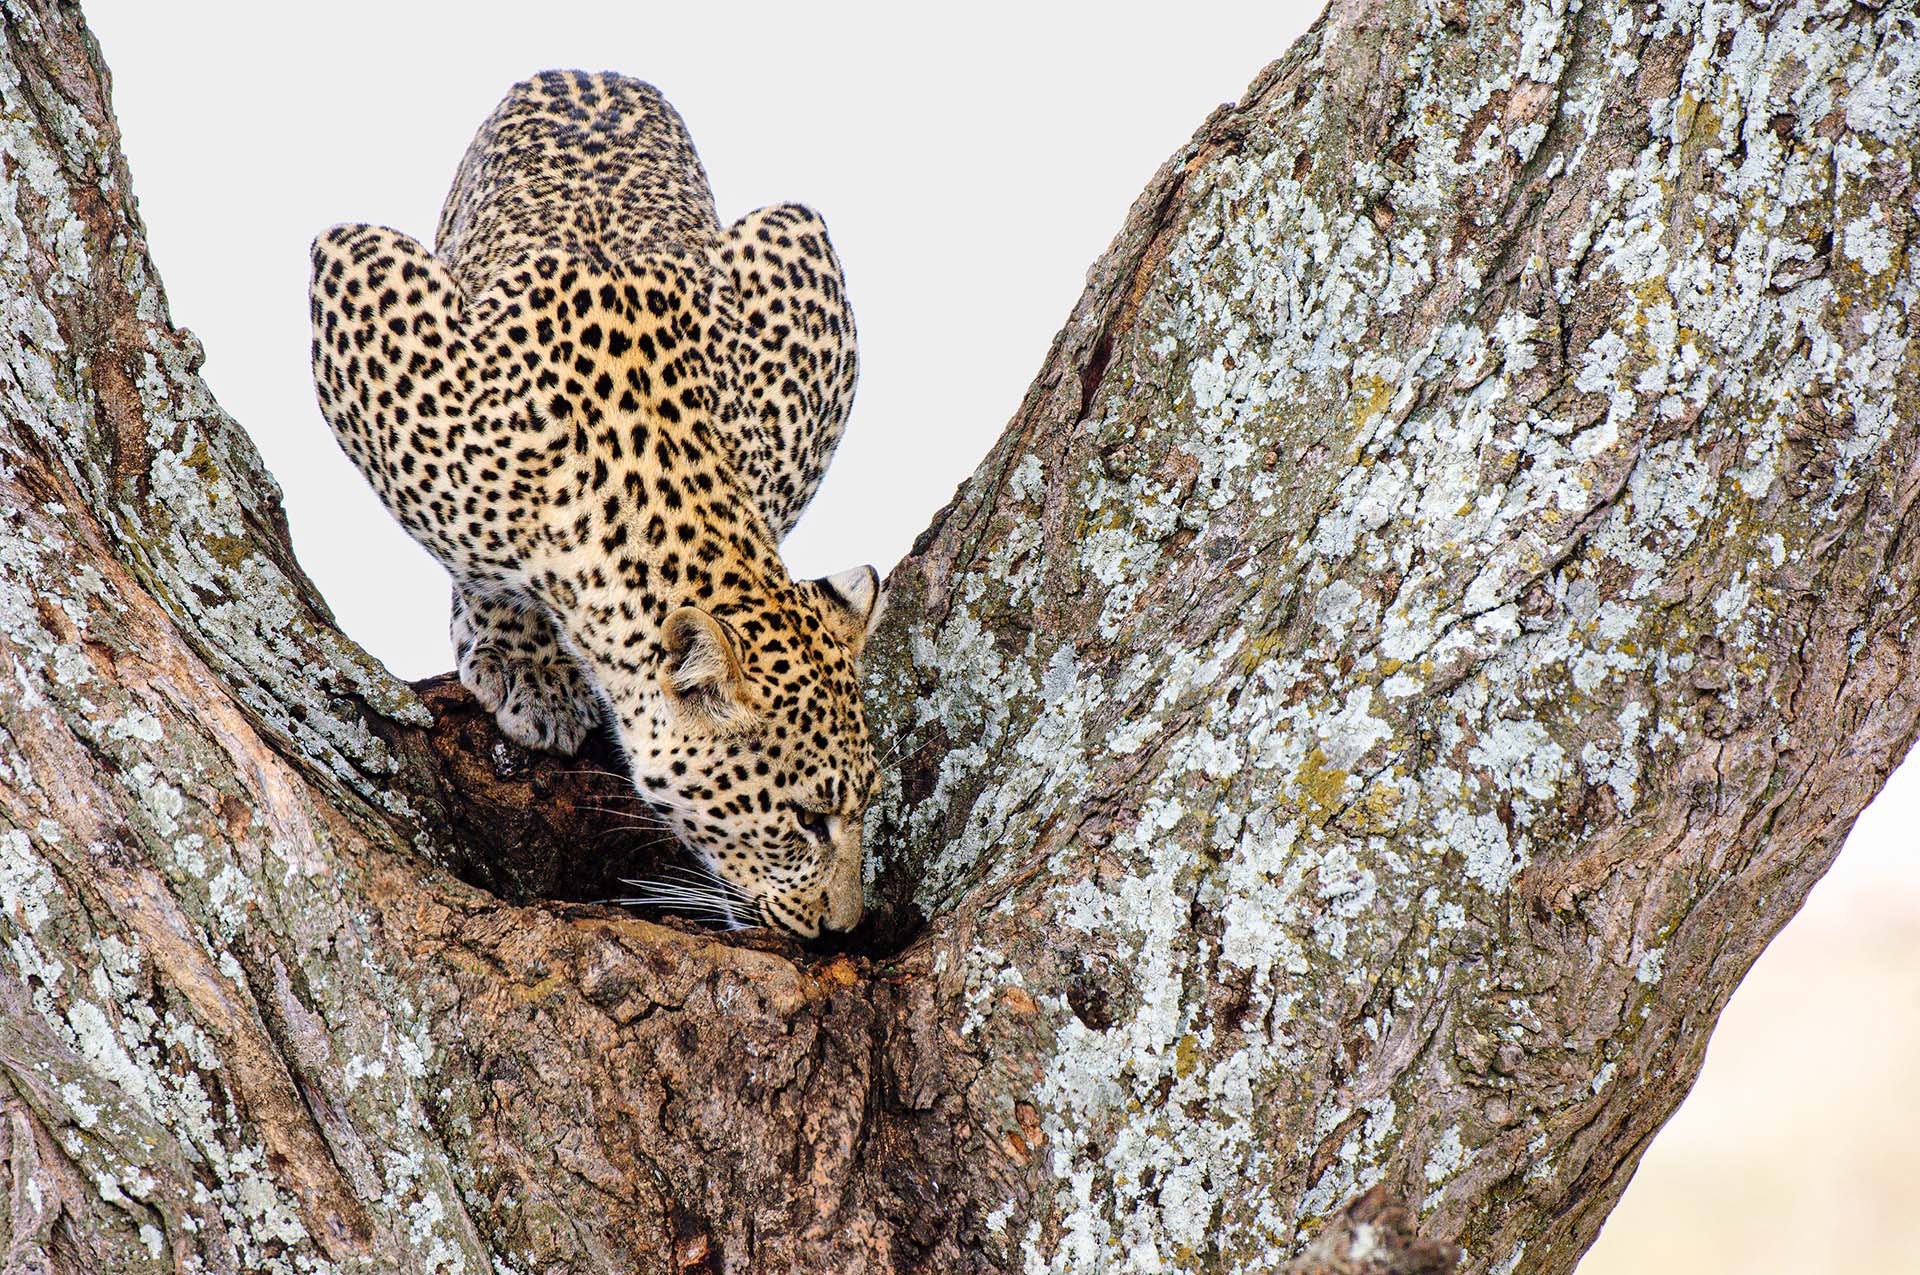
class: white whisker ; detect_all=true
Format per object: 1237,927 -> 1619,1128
571,766 -> 637,784
609,865 -> 762,930
878,723 -> 937,770
576,804 -> 675,827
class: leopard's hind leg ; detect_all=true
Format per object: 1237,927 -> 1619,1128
713,202 -> 859,539
311,223 -> 604,754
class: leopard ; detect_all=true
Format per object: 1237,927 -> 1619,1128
308,70 -> 880,938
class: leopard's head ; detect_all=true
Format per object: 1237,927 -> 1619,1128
626,566 -> 883,937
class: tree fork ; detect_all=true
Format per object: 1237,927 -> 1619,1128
1,1 -> 1916,1273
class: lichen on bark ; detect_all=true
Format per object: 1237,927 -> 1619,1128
866,0 -> 1919,1269
1,0 -> 1916,1273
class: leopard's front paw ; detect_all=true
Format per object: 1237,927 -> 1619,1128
458,641 -> 512,716
452,590 -> 601,755
491,654 -> 601,755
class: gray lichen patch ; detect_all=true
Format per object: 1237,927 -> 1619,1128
0,471 -> 488,1271
867,0 -> 1919,1270
0,9 -> 495,1270
0,4 -> 427,820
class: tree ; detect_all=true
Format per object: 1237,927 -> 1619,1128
2,0 -> 1915,1271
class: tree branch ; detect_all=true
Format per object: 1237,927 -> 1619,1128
1,0 -> 1915,1272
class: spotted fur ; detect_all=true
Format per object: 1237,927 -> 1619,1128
309,71 -> 878,936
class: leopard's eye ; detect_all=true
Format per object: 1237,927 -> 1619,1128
796,810 -> 831,842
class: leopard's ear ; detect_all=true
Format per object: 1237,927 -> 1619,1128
660,607 -> 757,732
808,566 -> 883,658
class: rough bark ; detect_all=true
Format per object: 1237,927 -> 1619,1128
1,1 -> 1915,1273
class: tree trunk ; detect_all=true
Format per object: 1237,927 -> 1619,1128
2,0 -> 1916,1272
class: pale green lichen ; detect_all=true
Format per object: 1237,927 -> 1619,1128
868,0 -> 1917,1270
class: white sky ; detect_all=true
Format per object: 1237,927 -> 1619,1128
82,0 -> 1915,1261
89,0 -> 1318,679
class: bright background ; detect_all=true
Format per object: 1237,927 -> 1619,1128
85,3 -> 1916,1269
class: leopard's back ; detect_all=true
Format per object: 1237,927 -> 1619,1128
435,70 -> 720,296
310,71 -> 878,936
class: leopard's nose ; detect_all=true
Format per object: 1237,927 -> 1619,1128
822,884 -> 864,934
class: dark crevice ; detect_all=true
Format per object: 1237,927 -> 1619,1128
385,674 -> 923,960
391,674 -> 681,906
1078,329 -> 1116,419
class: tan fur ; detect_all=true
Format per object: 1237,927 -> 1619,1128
309,71 -> 877,936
